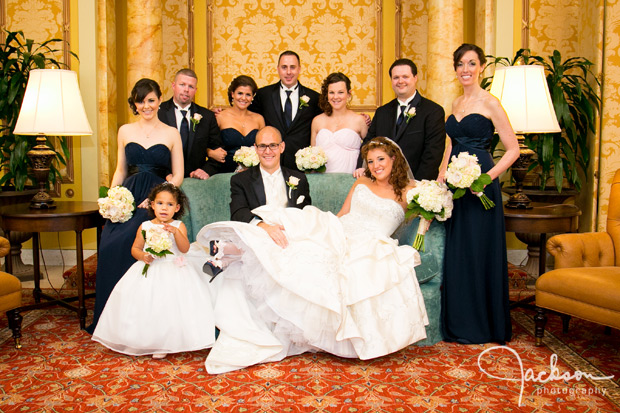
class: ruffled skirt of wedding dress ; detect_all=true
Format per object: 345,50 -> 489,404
196,206 -> 428,374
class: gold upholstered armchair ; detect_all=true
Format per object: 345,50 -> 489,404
534,169 -> 620,345
0,236 -> 23,348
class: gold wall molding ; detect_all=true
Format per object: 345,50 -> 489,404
206,0 -> 383,112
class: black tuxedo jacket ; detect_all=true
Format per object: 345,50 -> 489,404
250,82 -> 321,170
363,93 -> 446,181
230,165 -> 312,222
158,98 -> 223,177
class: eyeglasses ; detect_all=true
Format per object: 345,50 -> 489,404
255,143 -> 281,152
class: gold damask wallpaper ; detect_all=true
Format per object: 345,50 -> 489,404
207,0 -> 381,110
529,0 -> 579,57
398,0 -> 428,94
162,0 -> 190,99
4,0 -> 64,63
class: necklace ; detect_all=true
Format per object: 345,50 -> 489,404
141,123 -> 157,139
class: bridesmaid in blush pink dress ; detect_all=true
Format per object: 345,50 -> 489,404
311,73 -> 368,174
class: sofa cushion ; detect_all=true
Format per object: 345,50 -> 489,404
393,218 -> 445,284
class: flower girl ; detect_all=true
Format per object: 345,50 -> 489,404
92,183 -> 215,359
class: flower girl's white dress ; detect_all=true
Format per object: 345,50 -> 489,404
92,220 -> 216,355
198,184 -> 429,373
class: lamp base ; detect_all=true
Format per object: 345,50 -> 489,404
30,191 -> 56,209
505,191 -> 533,209
27,135 -> 57,209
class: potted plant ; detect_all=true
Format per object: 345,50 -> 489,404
0,30 -> 73,192
482,49 -> 601,193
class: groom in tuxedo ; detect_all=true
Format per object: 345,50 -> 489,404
356,58 -> 445,180
249,51 -> 322,171
158,69 -> 225,179
230,126 -> 311,248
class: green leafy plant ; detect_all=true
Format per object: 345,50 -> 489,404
482,49 -> 601,192
0,30 -> 74,191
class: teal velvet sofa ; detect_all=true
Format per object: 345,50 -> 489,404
181,172 -> 444,345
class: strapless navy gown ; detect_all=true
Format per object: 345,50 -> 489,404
220,128 -> 258,172
86,143 -> 170,333
441,114 -> 512,344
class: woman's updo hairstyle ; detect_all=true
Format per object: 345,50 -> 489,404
319,72 -> 352,116
227,75 -> 258,106
361,136 -> 411,201
128,78 -> 162,116
452,43 -> 486,70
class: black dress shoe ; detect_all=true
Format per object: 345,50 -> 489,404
209,240 -> 219,256
203,261 -> 223,283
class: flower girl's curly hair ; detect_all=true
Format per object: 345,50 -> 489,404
361,137 -> 411,201
147,182 -> 189,219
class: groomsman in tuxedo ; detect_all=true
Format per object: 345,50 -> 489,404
230,126 -> 311,248
356,59 -> 445,180
158,69 -> 226,179
249,51 -> 322,171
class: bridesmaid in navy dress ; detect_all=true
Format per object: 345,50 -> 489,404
216,75 -> 265,172
87,79 -> 184,333
438,44 -> 519,344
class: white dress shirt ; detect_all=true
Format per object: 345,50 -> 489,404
396,91 -> 417,120
174,103 -> 191,129
250,167 -> 288,225
280,83 -> 299,121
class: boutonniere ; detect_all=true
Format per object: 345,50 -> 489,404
190,113 -> 202,131
405,107 -> 416,123
299,95 -> 310,110
286,176 -> 300,198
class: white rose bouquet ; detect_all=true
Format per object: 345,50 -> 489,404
233,146 -> 259,170
445,151 -> 494,209
405,180 -> 453,251
295,146 -> 328,173
141,225 -> 174,276
98,186 -> 135,223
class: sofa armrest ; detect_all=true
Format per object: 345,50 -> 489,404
547,232 -> 615,268
0,236 -> 9,259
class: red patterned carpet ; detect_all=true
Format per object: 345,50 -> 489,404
0,287 -> 619,412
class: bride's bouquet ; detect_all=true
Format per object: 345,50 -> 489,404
295,146 -> 327,173
405,180 -> 453,251
98,185 -> 135,223
142,226 -> 174,276
233,146 -> 259,172
445,152 -> 494,209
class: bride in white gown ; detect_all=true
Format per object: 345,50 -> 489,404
310,72 -> 368,174
196,137 -> 428,374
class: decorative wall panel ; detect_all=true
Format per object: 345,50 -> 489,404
529,0 -> 579,57
162,0 -> 190,99
4,0 -> 73,189
397,0 -> 428,94
207,0 -> 381,110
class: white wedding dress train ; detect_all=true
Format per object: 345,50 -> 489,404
196,184 -> 428,374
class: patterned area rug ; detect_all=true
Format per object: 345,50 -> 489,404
0,290 -> 619,412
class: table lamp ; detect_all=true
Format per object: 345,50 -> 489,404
13,69 -> 92,209
490,65 -> 561,209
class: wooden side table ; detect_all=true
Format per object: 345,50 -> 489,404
0,201 -> 104,329
504,202 -> 581,309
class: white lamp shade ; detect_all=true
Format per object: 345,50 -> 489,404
489,65 -> 561,134
13,69 -> 92,136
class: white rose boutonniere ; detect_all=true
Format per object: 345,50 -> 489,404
405,107 -> 416,123
190,113 -> 202,131
286,176 -> 300,198
299,95 -> 310,110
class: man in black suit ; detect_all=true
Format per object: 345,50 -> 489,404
158,68 -> 226,179
249,51 -> 322,171
230,126 -> 311,248
356,59 -> 445,181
